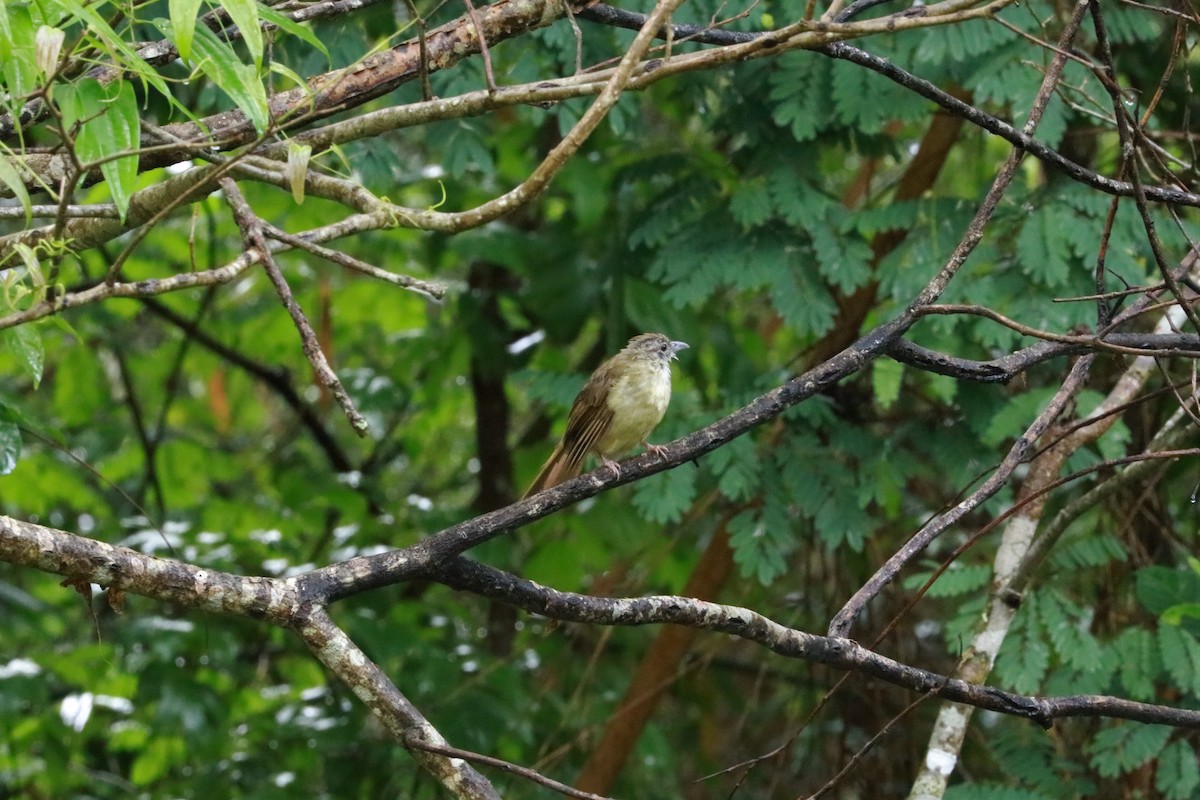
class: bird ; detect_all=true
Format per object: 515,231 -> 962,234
523,332 -> 689,497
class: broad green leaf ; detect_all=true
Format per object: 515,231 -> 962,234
169,0 -> 204,61
0,5 -> 39,104
258,5 -> 329,62
0,152 -> 32,225
56,0 -> 176,108
58,79 -> 141,222
0,419 -> 19,474
155,19 -> 270,134
4,324 -> 43,387
1161,603 -> 1200,625
219,0 -> 263,68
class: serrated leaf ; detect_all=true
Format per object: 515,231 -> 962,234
1087,723 -> 1172,778
631,465 -> 696,525
995,608 -> 1050,695
1115,627 -> 1159,700
728,470 -> 795,585
706,434 -> 758,502
729,179 -> 773,229
1016,204 -> 1073,287
1158,623 -> 1200,695
1157,739 -> 1200,800
768,53 -> 827,142
0,419 -> 19,474
169,0 -> 203,61
905,563 -> 991,598
769,261 -> 836,337
810,222 -> 872,293
944,784 -> 1056,800
1040,591 -> 1103,672
872,357 -> 903,410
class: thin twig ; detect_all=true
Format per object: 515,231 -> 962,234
463,0 -> 497,92
262,223 -> 448,299
220,177 -> 371,437
405,738 -> 615,800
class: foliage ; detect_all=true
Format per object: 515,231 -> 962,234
1,0 -> 1198,797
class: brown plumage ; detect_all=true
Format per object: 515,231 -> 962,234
524,333 -> 688,497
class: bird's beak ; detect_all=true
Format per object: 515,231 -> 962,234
669,340 -> 689,360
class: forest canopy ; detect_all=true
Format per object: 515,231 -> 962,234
1,0 -> 1199,797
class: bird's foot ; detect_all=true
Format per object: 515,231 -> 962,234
600,455 -> 622,480
643,441 -> 668,460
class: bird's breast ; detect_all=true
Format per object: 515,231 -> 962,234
596,361 -> 672,456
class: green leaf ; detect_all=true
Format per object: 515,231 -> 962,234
768,53 -> 828,142
1016,201 -> 1074,287
872,358 -> 903,410
810,220 -> 872,293
57,0 -> 175,106
168,0 -> 204,61
0,5 -> 39,109
130,736 -> 187,785
59,79 -> 140,221
1157,739 -> 1200,800
4,323 -> 43,387
706,434 -> 759,502
0,151 -> 32,225
1087,723 -> 1172,778
1161,603 -> 1200,625
903,563 -> 991,598
219,0 -> 263,68
994,604 -> 1050,695
1158,623 -> 1200,696
1137,565 -> 1200,617
0,419 -> 20,474
258,5 -> 330,62
1114,627 -> 1159,701
729,178 -> 773,229
156,18 -> 270,134
632,464 -> 696,525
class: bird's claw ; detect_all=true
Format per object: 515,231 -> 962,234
600,455 -> 621,480
643,442 -> 668,459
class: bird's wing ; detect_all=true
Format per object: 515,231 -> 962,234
560,365 -> 615,469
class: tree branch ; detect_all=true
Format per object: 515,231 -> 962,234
426,556 -> 1200,729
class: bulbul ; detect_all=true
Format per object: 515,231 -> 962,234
524,332 -> 689,497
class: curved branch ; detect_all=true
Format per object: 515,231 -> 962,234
577,3 -> 1200,208
6,514 -> 1198,732
427,556 -> 1200,730
887,332 -> 1200,383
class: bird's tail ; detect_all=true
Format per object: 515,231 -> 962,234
523,442 -> 583,498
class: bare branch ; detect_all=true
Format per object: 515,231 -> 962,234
296,606 -> 502,800
427,556 -> 1200,729
221,177 -> 371,437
